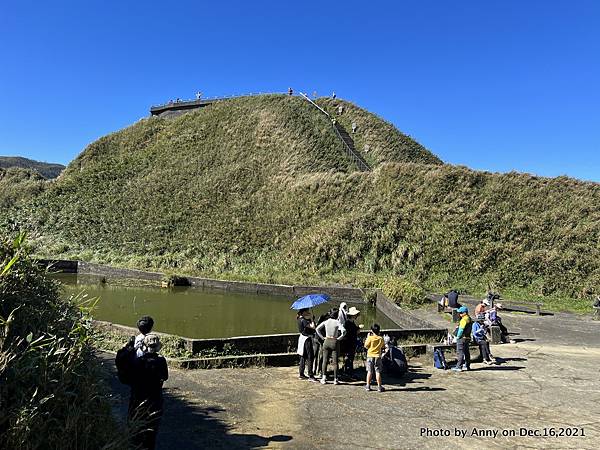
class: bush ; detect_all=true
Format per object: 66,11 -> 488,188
0,232 -> 125,449
381,277 -> 426,306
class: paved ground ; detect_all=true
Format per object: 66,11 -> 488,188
102,308 -> 600,449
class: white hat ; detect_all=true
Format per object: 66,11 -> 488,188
482,299 -> 490,306
347,306 -> 361,316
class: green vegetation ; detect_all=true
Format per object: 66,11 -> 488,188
0,167 -> 48,209
382,276 -> 426,306
0,156 -> 65,179
0,233 -> 125,449
3,95 -> 599,312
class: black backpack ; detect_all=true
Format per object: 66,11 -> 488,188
115,337 -> 136,385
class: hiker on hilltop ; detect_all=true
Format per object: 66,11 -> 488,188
297,308 -> 318,382
451,306 -> 473,372
129,334 -> 169,450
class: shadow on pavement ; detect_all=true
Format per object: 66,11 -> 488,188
99,353 -> 293,450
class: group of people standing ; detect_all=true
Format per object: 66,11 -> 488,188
296,302 -> 387,392
446,292 -> 515,372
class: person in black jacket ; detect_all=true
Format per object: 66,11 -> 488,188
297,308 -> 318,382
339,306 -> 361,379
129,334 -> 169,450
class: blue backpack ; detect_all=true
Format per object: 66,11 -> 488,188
433,348 -> 448,370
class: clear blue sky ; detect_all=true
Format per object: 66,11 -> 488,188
1,1 -> 599,181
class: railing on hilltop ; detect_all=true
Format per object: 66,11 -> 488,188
150,91 -> 285,110
299,92 -> 371,172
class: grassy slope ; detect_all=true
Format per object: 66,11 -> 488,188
9,95 -> 600,312
0,167 -> 48,209
315,97 -> 443,166
0,156 -> 65,179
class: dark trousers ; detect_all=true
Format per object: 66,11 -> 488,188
456,338 -> 471,369
322,338 -> 339,379
342,348 -> 356,374
313,339 -> 322,375
478,340 -> 492,361
299,336 -> 314,377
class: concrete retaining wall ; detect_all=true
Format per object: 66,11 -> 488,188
37,259 -> 78,273
94,320 -> 446,356
375,290 -> 440,329
58,260 -> 367,301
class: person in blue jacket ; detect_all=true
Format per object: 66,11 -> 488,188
472,315 -> 496,365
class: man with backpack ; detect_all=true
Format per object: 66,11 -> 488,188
127,334 -> 169,450
451,306 -> 473,372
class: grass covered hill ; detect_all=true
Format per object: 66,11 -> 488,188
10,94 -> 600,309
0,156 -> 65,179
0,167 -> 47,209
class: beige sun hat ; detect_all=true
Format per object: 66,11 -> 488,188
347,306 -> 361,316
143,334 -> 162,353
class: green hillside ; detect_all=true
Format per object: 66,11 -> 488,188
8,95 -> 600,310
0,156 -> 65,179
0,167 -> 47,209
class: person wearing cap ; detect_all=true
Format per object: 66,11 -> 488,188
129,334 -> 169,450
451,306 -> 473,372
339,306 -> 361,379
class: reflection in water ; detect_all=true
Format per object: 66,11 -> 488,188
54,274 -> 398,339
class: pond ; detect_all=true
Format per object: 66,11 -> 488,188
54,274 -> 398,339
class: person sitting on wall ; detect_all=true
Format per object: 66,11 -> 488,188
447,289 -> 461,308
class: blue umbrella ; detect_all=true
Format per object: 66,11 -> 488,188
290,293 -> 330,310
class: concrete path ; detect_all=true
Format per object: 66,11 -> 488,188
101,309 -> 600,449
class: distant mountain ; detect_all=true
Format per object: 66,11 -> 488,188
0,156 -> 65,179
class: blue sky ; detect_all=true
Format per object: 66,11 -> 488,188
1,1 -> 599,181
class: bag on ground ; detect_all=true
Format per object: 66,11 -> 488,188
433,348 -> 448,370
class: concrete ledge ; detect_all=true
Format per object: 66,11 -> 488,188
376,290 -> 440,329
177,352 -> 298,369
94,320 -> 447,356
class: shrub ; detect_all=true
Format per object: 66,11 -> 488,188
381,276 -> 426,306
0,232 -> 125,449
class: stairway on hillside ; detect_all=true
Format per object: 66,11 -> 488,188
334,122 -> 371,171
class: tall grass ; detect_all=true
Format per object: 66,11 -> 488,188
0,233 -> 126,449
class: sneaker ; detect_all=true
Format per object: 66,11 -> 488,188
462,365 -> 470,371
365,385 -> 372,391
298,374 -> 308,380
320,377 -> 327,385
308,377 -> 318,383
451,366 -> 463,372
509,340 -> 517,344
483,360 -> 492,365
378,386 -> 385,392
333,379 -> 339,385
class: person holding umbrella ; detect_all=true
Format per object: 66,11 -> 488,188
296,308 -> 318,382
291,294 -> 330,382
